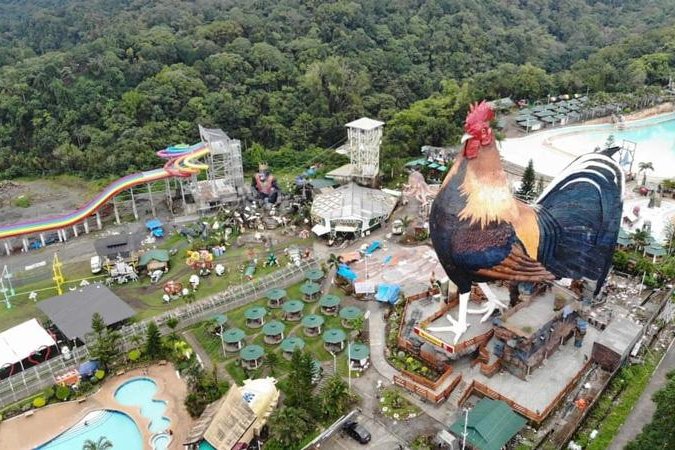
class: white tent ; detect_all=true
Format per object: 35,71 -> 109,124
0,319 -> 56,368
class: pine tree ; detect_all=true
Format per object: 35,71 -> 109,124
517,159 -> 537,201
536,176 -> 545,197
145,322 -> 164,359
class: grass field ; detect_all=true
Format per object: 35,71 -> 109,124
190,280 -> 364,385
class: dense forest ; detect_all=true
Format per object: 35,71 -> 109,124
0,0 -> 674,179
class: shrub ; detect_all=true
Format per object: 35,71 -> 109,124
128,349 -> 141,361
55,385 -> 70,401
94,369 -> 105,380
13,195 -> 31,208
32,397 -> 46,408
43,387 -> 55,401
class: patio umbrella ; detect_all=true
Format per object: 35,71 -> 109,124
300,282 -> 321,296
305,269 -> 325,282
339,306 -> 364,321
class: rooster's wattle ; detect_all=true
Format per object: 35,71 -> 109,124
428,102 -> 623,343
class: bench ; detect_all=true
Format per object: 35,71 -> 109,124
24,410 -> 34,417
77,398 -> 87,404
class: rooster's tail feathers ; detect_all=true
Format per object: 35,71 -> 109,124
536,153 -> 624,294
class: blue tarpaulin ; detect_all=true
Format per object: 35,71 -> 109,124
375,284 -> 400,304
337,264 -> 357,282
79,360 -> 100,377
365,241 -> 381,255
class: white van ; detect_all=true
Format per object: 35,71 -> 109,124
90,255 -> 102,274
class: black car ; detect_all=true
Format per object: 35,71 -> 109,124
342,420 -> 371,444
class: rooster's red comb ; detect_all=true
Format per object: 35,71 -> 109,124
464,101 -> 495,133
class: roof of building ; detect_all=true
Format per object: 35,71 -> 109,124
311,182 -> 397,224
262,321 -> 285,336
94,233 -> 141,258
345,117 -> 384,130
339,306 -> 364,321
240,345 -> 265,361
0,319 -> 56,367
595,317 -> 642,355
37,284 -> 136,340
280,337 -> 305,353
449,398 -> 526,450
282,300 -> 304,313
138,249 -> 170,267
223,328 -> 246,343
302,314 -> 325,328
349,343 -> 370,360
323,328 -> 347,343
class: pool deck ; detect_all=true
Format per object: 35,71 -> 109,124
0,364 -> 192,450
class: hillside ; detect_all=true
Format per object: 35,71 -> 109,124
0,0 -> 673,179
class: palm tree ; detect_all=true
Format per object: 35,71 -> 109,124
638,162 -> 654,186
82,436 -> 113,450
269,406 -> 314,447
320,375 -> 351,419
631,229 -> 651,251
166,317 -> 180,342
327,253 -> 342,271
400,215 -> 412,231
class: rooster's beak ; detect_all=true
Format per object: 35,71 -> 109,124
461,133 -> 473,144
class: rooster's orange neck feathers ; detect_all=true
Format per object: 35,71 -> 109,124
457,142 -> 519,228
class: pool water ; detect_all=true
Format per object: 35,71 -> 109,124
114,377 -> 171,434
38,410 -> 143,450
501,112 -> 675,180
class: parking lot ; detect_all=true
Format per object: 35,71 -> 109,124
320,414 -> 406,450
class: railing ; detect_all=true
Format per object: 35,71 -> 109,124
399,364 -> 453,390
0,259 -> 318,409
394,373 -> 463,404
458,358 -> 594,424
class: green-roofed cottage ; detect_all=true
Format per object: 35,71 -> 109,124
244,306 -> 267,329
448,399 -> 526,450
616,228 -> 633,248
323,328 -> 347,352
222,328 -> 246,352
319,294 -> 342,316
266,288 -> 287,308
645,242 -> 667,262
138,249 -> 170,272
240,345 -> 265,370
280,337 -> 305,359
340,306 -> 364,328
348,342 -> 370,371
302,314 -> 325,337
262,320 -> 285,344
282,299 -> 304,321
305,268 -> 325,282
300,281 -> 322,302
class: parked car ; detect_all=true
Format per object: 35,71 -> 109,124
342,421 -> 371,444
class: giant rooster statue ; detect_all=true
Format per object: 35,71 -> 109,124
429,102 -> 623,343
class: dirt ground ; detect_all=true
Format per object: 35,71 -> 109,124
0,178 -> 92,226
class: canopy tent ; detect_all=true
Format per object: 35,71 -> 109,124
79,360 -> 100,377
354,281 -> 376,294
337,264 -> 357,282
375,284 -> 401,304
0,319 -> 56,368
37,285 -> 135,341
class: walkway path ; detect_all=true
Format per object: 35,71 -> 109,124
608,338 -> 675,450
365,302 -> 458,425
182,330 -> 234,385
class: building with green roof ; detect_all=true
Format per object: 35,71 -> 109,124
138,249 -> 170,272
323,328 -> 347,352
282,300 -> 304,321
262,320 -> 285,344
240,345 -> 265,370
244,307 -> 267,328
222,328 -> 246,352
340,306 -> 364,328
448,399 -> 526,450
319,294 -> 342,316
301,314 -> 325,337
280,337 -> 305,359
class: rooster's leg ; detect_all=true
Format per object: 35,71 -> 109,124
467,282 -> 508,322
427,292 -> 470,344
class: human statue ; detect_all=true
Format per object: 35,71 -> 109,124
252,163 -> 280,204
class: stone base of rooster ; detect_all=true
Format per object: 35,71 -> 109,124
427,283 -> 508,344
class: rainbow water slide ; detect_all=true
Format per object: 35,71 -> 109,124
0,143 -> 210,240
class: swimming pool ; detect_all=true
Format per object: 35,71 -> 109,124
114,377 -> 171,434
37,409 -> 143,450
501,112 -> 675,179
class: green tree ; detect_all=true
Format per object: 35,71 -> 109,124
625,370 -> 675,449
82,436 -> 113,450
166,317 -> 180,342
269,406 -> 314,448
631,229 -> 651,251
638,162 -> 654,186
286,350 -> 317,414
89,313 -> 121,370
327,253 -> 342,271
517,159 -> 537,202
264,352 -> 280,375
319,374 -> 352,420
144,322 -> 164,359
535,177 -> 545,197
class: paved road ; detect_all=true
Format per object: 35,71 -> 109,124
608,338 -> 675,450
320,413 -> 406,450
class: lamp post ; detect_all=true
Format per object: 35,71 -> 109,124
462,407 -> 470,450
347,341 -> 352,392
329,351 -> 337,374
